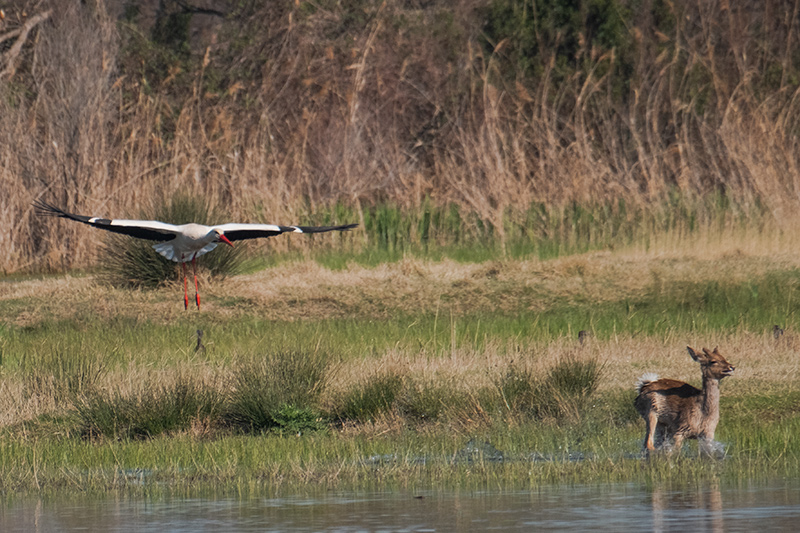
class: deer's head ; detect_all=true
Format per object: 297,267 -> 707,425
687,346 -> 735,381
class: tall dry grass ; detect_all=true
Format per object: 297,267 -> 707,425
2,330 -> 796,433
2,1 -> 800,273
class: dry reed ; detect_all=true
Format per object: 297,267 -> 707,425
0,1 -> 798,273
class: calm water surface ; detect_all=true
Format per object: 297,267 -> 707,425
2,479 -> 799,532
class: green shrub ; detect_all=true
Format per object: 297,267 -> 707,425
73,377 -> 222,440
101,194 -> 245,288
547,354 -> 602,398
496,361 -> 539,413
482,0 -> 634,86
225,350 -> 330,433
271,404 -> 327,435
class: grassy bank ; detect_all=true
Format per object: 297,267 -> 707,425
1,228 -> 800,496
2,403 -> 799,497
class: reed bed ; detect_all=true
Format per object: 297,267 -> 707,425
2,1 -> 800,274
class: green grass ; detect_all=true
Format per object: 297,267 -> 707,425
2,389 -> 799,495
19,348 -> 106,404
0,338 -> 795,495
2,205 -> 800,496
0,269 -> 797,378
8,259 -> 800,352
310,194 -> 769,269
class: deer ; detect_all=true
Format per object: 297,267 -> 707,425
634,346 -> 735,456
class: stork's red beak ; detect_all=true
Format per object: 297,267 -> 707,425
219,234 -> 234,247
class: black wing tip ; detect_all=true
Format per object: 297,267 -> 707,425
328,223 -> 358,232
33,199 -> 67,217
294,223 -> 359,234
33,200 -> 99,226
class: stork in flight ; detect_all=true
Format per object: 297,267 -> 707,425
35,200 -> 357,309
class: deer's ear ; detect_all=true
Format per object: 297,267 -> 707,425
688,346 -> 710,363
687,346 -> 700,361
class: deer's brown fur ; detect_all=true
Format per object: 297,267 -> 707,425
634,346 -> 735,455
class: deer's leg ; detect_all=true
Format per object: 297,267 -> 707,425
653,423 -> 662,449
644,411 -> 659,453
670,432 -> 685,454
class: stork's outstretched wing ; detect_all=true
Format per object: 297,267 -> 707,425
34,200 -> 179,242
213,222 -> 358,242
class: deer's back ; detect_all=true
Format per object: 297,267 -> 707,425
635,378 -> 702,419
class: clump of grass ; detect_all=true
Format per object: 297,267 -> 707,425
101,194 -> 245,288
73,377 -> 222,440
334,371 -> 404,423
496,353 -> 603,421
592,389 -> 640,427
396,377 -> 465,422
20,350 -> 106,405
496,361 -> 539,414
225,350 -> 330,433
542,354 -> 604,417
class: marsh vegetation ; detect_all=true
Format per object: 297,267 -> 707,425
2,0 -> 800,497
2,225 -> 800,495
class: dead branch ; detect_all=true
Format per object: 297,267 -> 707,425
0,29 -> 22,46
0,9 -> 52,81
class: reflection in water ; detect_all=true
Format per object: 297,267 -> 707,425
1,479 -> 799,532
651,478 -> 723,533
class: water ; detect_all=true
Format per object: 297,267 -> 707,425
2,479 -> 799,532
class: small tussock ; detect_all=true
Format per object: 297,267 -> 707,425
224,350 -> 330,433
495,352 -> 604,422
73,376 -> 223,440
333,371 -> 405,423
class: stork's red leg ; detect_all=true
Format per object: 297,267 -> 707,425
192,255 -> 200,309
182,261 -> 189,310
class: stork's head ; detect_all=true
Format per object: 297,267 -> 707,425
213,229 -> 234,247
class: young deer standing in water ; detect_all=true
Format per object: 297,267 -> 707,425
634,346 -> 735,455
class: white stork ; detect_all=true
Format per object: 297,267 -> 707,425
35,200 -> 357,310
